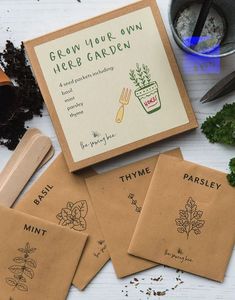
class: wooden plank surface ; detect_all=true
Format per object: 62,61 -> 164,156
0,0 -> 235,299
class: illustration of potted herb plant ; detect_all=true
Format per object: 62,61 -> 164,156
175,197 -> 205,239
6,242 -> 37,292
129,63 -> 161,114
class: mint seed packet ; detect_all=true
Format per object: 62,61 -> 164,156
15,153 -> 110,290
0,205 -> 87,300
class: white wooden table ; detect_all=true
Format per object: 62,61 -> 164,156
1,0 -> 235,299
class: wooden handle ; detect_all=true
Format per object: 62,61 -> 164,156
38,145 -> 55,169
0,131 -> 52,207
0,129 -> 41,187
115,105 -> 125,123
0,129 -> 54,186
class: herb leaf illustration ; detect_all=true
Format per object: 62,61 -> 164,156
175,197 -> 205,239
143,64 -> 151,84
129,63 -> 153,89
128,193 -> 142,213
26,258 -> 37,269
136,63 -> 146,87
56,200 -> 88,231
6,243 -> 37,292
129,69 -> 141,88
6,278 -> 18,287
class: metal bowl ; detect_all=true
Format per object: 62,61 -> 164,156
168,0 -> 235,58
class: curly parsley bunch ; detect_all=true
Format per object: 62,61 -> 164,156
227,158 -> 235,187
201,103 -> 235,187
201,103 -> 235,145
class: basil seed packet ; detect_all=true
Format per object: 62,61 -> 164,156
15,153 -> 110,290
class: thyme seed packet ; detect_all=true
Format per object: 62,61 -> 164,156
85,149 -> 183,278
15,153 -> 110,290
129,155 -> 235,282
0,205 -> 87,300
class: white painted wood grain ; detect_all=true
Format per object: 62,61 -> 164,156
0,0 -> 235,299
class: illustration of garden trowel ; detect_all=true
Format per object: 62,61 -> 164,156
115,88 -> 132,123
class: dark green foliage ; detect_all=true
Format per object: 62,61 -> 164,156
201,103 -> 235,146
229,157 -> 235,173
227,173 -> 235,187
201,104 -> 235,187
227,158 -> 235,187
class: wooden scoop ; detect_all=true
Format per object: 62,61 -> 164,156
0,129 -> 53,208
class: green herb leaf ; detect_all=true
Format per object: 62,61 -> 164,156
227,173 -> 235,187
229,157 -> 235,173
202,104 -> 235,188
201,103 -> 235,145
226,158 -> 235,187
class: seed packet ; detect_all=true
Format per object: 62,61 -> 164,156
0,205 -> 87,300
15,153 -> 110,290
85,149 -> 183,278
129,155 -> 235,282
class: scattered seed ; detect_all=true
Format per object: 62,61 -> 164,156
122,270 -> 185,298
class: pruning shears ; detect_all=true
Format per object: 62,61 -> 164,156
200,71 -> 235,104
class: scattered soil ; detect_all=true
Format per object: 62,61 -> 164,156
0,41 -> 44,150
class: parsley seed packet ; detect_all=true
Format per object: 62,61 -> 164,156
0,205 -> 87,300
129,155 -> 235,282
85,149 -> 182,278
15,153 -> 110,290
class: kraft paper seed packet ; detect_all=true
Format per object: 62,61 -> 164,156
15,153 -> 110,290
129,155 -> 235,282
85,149 -> 183,278
0,205 -> 87,300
